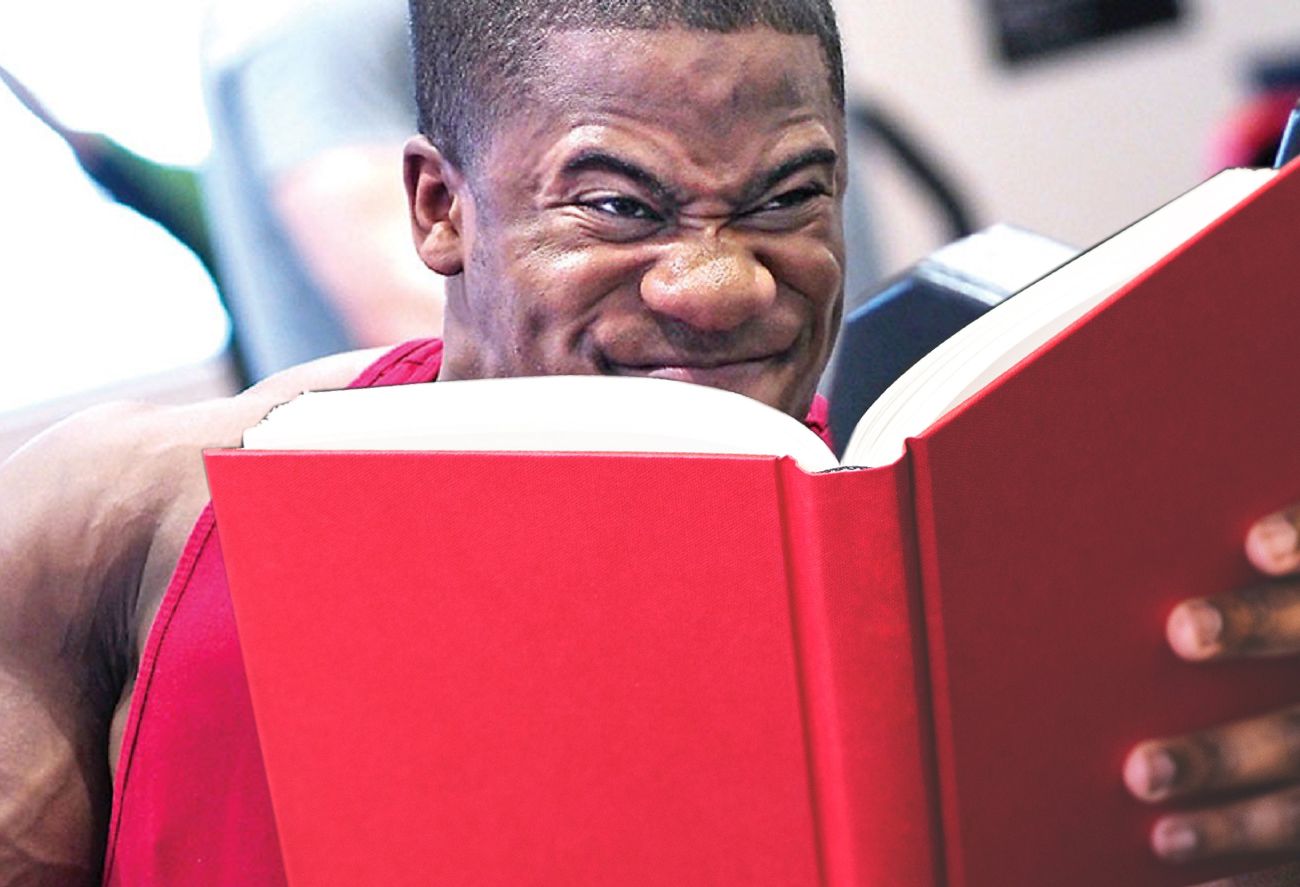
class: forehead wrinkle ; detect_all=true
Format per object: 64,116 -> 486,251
678,45 -> 817,119
537,27 -> 833,122
482,28 -> 844,212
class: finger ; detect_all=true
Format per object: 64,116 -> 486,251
1148,784 -> 1300,863
1124,705 -> 1300,803
1166,584 -> 1300,661
1246,508 -> 1300,577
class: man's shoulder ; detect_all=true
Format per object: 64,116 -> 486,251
1,398 -> 233,600
0,347 -> 389,636
0,399 -> 215,696
3,399 -> 185,541
25,346 -> 390,505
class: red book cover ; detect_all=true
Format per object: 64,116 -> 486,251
205,450 -> 931,886
907,156 -> 1300,886
205,159 -> 1300,886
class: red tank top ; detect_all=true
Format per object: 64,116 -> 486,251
102,339 -> 832,884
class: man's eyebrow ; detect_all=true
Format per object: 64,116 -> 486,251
560,150 -> 676,205
559,146 -> 839,206
744,147 -> 839,203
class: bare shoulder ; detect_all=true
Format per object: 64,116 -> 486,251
239,344 -> 392,409
0,398 -> 178,614
0,346 -> 388,644
0,345 -> 388,682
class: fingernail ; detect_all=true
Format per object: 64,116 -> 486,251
1167,600 -> 1223,660
1152,819 -> 1200,862
1247,512 -> 1300,571
1164,600 -> 1222,655
1125,746 -> 1178,798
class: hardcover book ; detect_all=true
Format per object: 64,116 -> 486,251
205,158 -> 1300,886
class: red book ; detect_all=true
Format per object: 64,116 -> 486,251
206,158 -> 1300,886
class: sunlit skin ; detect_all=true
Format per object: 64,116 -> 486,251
405,27 -> 846,420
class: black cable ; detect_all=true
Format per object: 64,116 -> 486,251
850,101 -> 979,240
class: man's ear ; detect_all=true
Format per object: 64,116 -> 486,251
403,136 -> 466,276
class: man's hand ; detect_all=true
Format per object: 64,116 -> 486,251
1123,507 -> 1300,864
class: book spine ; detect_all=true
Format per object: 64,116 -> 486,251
774,459 -> 943,887
903,437 -> 964,887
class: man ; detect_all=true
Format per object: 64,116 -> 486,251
0,0 -> 1297,883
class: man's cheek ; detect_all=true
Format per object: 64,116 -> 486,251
782,256 -> 843,320
760,231 -> 843,306
509,299 -> 597,376
535,253 -> 643,320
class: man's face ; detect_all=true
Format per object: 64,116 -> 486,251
419,27 -> 845,419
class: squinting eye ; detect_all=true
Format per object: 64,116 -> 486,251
585,195 -> 662,222
757,186 -> 827,213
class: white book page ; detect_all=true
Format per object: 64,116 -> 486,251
243,375 -> 841,473
842,167 -> 1277,469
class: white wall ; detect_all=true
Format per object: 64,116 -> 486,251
838,0 -> 1300,270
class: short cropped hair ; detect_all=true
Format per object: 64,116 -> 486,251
408,0 -> 844,172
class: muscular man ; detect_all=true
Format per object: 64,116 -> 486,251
2,0 -> 1298,882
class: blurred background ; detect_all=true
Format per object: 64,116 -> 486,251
2,0 -> 1298,458
839,0 -> 1300,272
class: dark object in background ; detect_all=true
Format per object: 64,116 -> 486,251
849,102 -> 977,243
1208,53 -> 1300,170
985,0 -> 1181,65
1211,90 -> 1300,169
827,225 -> 1076,456
1255,53 -> 1300,94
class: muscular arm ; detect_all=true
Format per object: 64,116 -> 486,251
0,404 -> 160,884
0,348 -> 385,883
273,145 -> 446,346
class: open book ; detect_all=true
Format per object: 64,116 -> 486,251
206,158 -> 1300,887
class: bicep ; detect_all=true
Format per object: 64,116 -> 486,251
0,666 -> 108,883
0,407 -> 148,881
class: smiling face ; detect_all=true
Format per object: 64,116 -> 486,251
405,26 -> 845,418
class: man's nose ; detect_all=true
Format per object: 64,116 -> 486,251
639,237 -> 777,331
